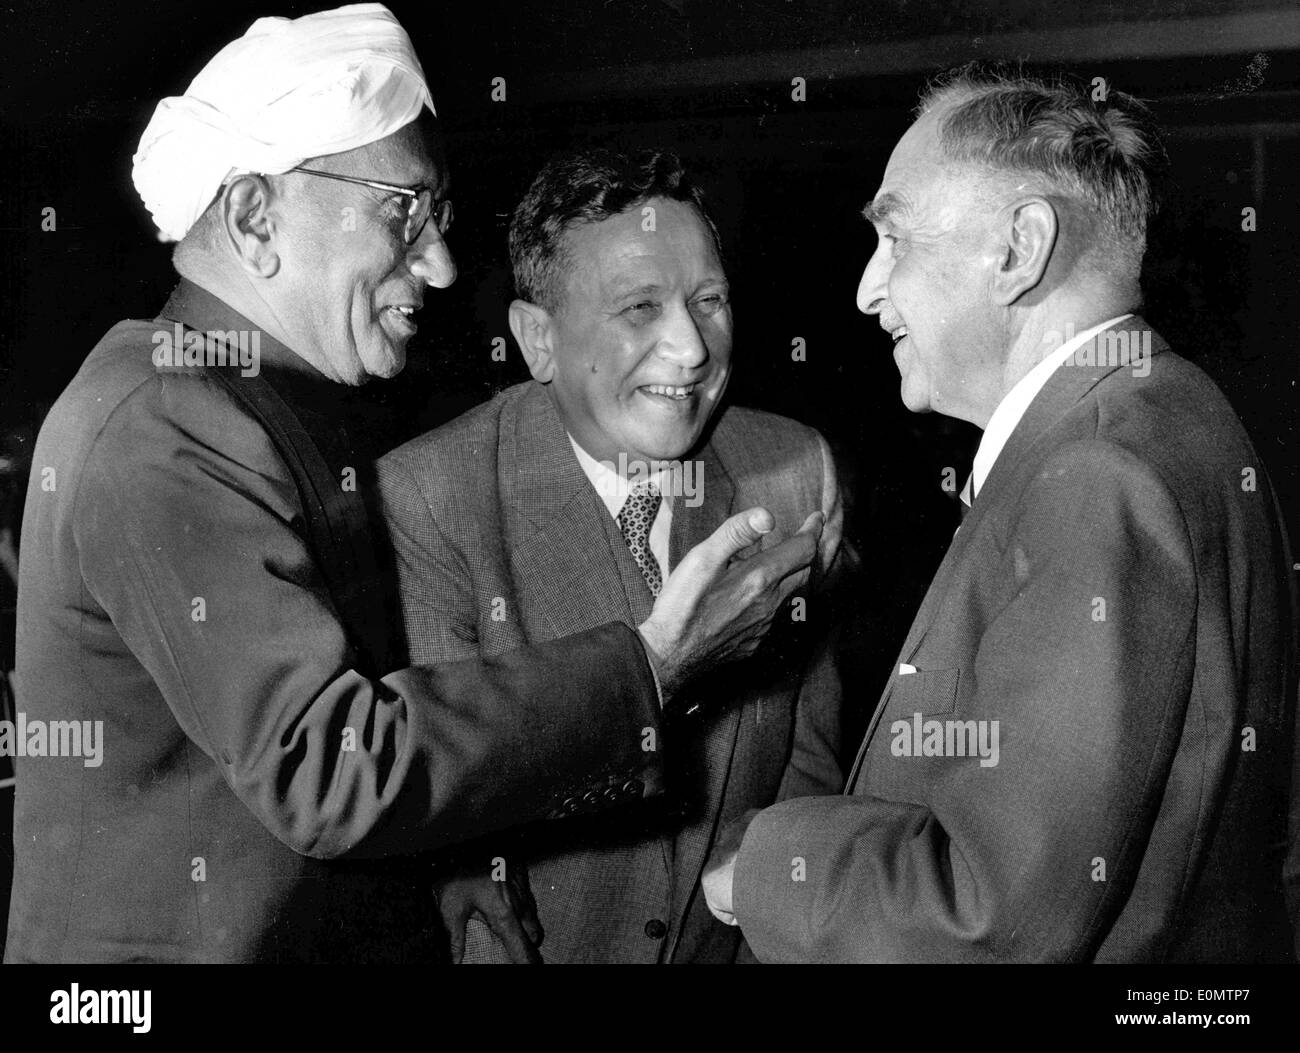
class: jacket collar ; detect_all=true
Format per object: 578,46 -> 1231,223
850,317 -> 1170,785
158,278 -> 348,418
970,315 -> 1168,528
504,380 -> 738,545
915,316 -> 1167,657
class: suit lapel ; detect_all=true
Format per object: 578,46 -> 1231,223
668,445 -> 735,567
664,442 -> 749,942
901,317 -> 1167,664
503,384 -> 636,637
499,394 -> 751,954
847,318 -> 1169,787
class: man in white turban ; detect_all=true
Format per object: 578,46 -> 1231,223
6,3 -> 821,963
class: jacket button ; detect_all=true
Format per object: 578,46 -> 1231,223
644,919 -> 667,940
560,796 -> 580,813
621,778 -> 644,797
582,790 -> 602,808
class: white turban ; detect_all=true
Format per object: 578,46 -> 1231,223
132,3 -> 435,242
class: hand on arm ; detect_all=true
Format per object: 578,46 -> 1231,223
435,856 -> 543,964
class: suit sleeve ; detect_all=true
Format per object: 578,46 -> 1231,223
732,439 -> 1198,961
374,452 -> 484,665
775,432 -> 846,801
75,378 -> 664,860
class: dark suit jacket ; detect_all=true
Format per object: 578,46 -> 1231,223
5,282 -> 664,963
376,380 -> 847,962
732,319 -> 1297,962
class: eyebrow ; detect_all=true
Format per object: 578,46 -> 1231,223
861,192 -> 909,226
606,281 -> 665,300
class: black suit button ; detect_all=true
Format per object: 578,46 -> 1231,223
561,796 -> 580,814
644,919 -> 667,940
602,785 -> 621,803
582,790 -> 602,808
621,778 -> 644,797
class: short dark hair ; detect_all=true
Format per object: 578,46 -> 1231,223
919,64 -> 1166,275
508,148 -> 722,309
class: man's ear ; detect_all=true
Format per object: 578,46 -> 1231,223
992,196 -> 1057,306
219,175 -> 280,278
509,299 -> 556,383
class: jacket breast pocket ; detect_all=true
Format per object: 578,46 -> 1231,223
860,666 -> 964,806
890,666 -> 961,717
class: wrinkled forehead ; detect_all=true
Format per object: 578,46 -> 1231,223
880,110 -> 948,195
869,107 -> 982,225
570,199 -> 723,281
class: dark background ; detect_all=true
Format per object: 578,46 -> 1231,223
1,0 -> 1298,949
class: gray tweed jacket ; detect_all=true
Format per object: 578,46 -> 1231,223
377,380 -> 847,962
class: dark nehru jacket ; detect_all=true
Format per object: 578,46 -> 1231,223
6,280 -> 664,963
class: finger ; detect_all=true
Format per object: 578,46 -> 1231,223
435,887 -> 473,964
506,887 -> 543,946
488,907 -> 544,964
739,520 -> 820,585
507,875 -> 544,946
446,913 -> 467,965
692,507 -> 776,569
795,509 -> 825,538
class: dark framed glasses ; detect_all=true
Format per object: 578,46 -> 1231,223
289,166 -> 453,244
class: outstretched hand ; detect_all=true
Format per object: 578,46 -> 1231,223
639,508 -> 823,699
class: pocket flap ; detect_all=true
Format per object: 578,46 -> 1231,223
891,666 -> 960,716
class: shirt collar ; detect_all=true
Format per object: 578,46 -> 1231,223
567,435 -> 670,520
965,313 -> 1133,504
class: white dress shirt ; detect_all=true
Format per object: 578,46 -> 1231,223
568,435 -> 674,576
960,314 -> 1133,506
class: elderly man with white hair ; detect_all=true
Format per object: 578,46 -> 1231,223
5,3 -> 820,963
702,66 -> 1297,963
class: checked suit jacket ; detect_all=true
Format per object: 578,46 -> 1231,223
376,380 -> 847,963
730,319 -> 1298,963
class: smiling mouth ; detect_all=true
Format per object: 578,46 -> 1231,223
889,326 -> 909,345
382,305 -> 420,336
639,382 -> 698,401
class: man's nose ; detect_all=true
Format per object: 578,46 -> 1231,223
658,304 -> 709,369
856,247 -> 889,315
408,225 -> 457,288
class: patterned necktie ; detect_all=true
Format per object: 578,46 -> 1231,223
617,481 -> 663,597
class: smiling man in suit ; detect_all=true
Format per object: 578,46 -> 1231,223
5,6 -> 827,964
702,66 -> 1298,962
376,148 -> 847,963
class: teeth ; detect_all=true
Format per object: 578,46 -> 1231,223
390,305 -> 415,316
892,327 -> 908,342
645,384 -> 694,398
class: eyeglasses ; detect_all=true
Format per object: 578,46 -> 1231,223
288,166 -> 453,245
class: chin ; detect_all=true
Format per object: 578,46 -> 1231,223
363,347 -> 406,381
636,427 -> 702,463
899,382 -> 932,415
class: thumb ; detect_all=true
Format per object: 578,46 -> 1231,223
448,920 -> 466,965
702,507 -> 775,566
